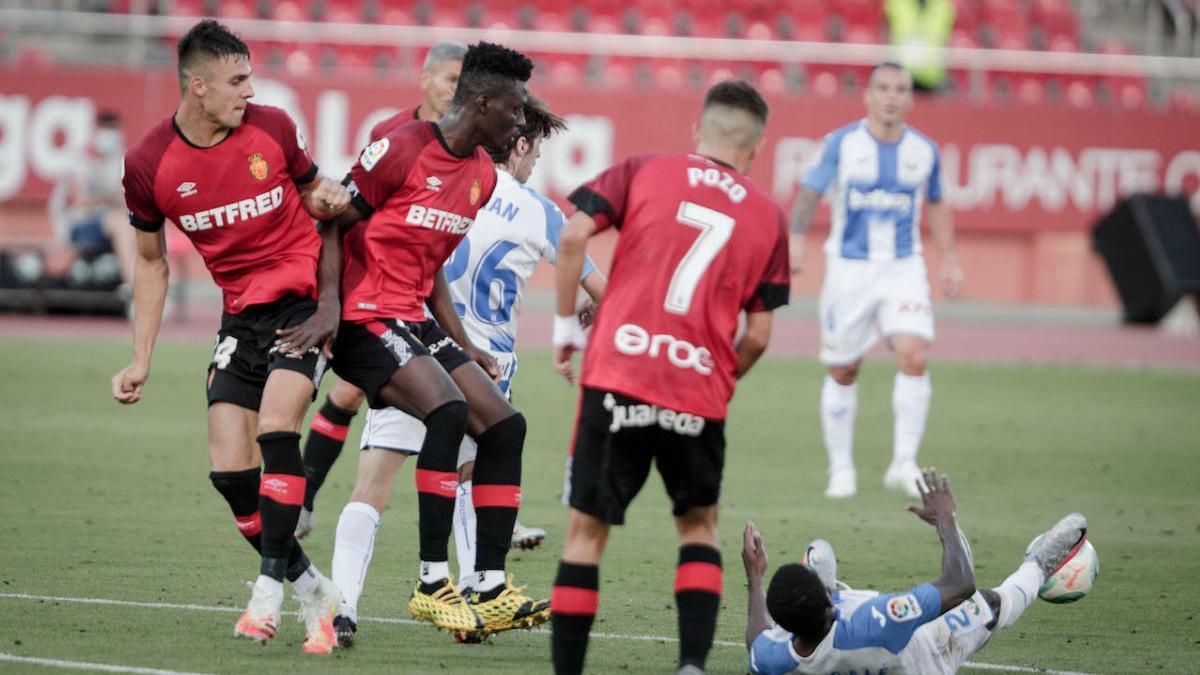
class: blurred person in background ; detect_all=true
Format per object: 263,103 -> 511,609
47,110 -> 136,289
791,62 -> 962,501
885,0 -> 955,93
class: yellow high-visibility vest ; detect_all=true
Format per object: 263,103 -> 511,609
885,0 -> 956,88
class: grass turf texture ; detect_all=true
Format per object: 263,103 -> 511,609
0,336 -> 1197,674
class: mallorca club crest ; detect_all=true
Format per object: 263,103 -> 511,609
469,178 -> 482,206
248,152 -> 269,180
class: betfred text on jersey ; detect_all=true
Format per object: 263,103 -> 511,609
177,185 -> 285,232
406,205 -> 474,234
613,323 -> 715,376
686,165 -> 748,204
602,393 -> 705,436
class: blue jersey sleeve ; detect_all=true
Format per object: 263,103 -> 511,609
833,582 -> 943,655
927,144 -> 944,203
800,128 -> 846,195
749,629 -> 801,675
541,191 -> 597,280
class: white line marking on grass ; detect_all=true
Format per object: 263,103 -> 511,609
0,592 -> 1099,675
0,652 -> 212,675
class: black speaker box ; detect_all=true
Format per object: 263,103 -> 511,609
1092,194 -> 1200,324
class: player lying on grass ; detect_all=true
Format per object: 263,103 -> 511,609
327,95 -> 605,647
742,469 -> 1087,674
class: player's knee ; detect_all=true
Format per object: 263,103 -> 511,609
330,381 -> 365,411
898,348 -> 928,375
829,362 -> 860,385
425,399 -> 469,436
349,481 -> 392,512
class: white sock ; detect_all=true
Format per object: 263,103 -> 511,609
820,375 -> 858,474
290,561 -> 322,598
332,501 -> 380,622
474,569 -> 507,593
992,561 -> 1043,630
419,561 -> 450,584
453,480 -> 477,589
892,372 -> 931,468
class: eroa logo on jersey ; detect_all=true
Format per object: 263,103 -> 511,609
613,323 -> 714,376
248,152 -> 269,180
361,138 -> 389,171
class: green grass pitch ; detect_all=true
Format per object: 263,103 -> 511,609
1,336 -> 1197,674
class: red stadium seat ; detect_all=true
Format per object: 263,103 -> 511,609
168,0 -> 204,17
270,1 -> 308,22
217,0 -> 253,20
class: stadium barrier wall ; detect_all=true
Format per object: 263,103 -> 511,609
3,64 -> 1199,306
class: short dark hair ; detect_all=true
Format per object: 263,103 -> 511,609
703,79 -> 769,125
766,563 -> 834,643
177,19 -> 250,80
487,94 -> 567,163
452,42 -> 534,106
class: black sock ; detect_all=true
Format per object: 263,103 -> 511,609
414,401 -> 468,564
551,562 -> 599,675
302,397 -> 357,511
210,467 -> 309,581
210,468 -> 264,552
675,544 -> 722,670
257,431 -> 305,581
471,413 -> 526,572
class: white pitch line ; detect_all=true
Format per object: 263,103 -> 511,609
0,652 -> 212,675
0,592 -> 1100,675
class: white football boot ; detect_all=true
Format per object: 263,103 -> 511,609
824,469 -> 857,499
234,576 -> 283,642
883,462 -> 924,498
297,572 -> 338,654
1025,513 -> 1088,579
510,521 -> 546,550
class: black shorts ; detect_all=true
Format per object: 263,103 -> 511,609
206,295 -> 329,410
566,387 -> 726,525
332,318 -> 472,409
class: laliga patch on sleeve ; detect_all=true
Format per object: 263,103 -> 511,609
886,594 -> 923,623
296,126 -> 308,151
360,138 -> 390,172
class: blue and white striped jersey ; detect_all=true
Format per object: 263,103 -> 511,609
749,583 -> 944,675
443,168 -> 596,393
802,120 -> 943,261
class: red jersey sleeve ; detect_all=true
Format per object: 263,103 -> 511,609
567,154 -> 656,231
346,123 -> 428,217
368,107 -> 418,143
122,140 -> 167,233
745,210 -> 791,312
246,104 -> 318,184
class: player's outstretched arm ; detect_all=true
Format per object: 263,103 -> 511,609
111,229 -> 169,404
297,174 -> 351,221
427,268 -> 500,381
906,468 -> 976,613
735,311 -> 774,379
742,521 -> 773,649
275,205 -> 362,357
552,211 -> 598,384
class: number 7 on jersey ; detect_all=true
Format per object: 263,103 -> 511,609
665,201 -> 735,315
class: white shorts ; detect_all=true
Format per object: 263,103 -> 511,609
360,406 -> 478,469
819,256 -> 935,366
907,590 -> 996,674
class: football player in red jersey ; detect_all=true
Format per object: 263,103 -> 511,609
279,42 -> 551,639
111,20 -> 349,654
548,81 -> 792,675
296,40 -> 468,540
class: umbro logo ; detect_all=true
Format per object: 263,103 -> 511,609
425,176 -> 443,191
176,181 -> 198,198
